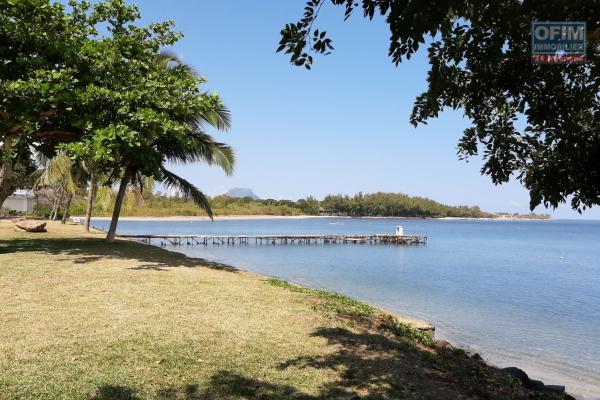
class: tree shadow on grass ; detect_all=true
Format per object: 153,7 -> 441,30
83,328 -> 558,400
194,330 -> 469,399
194,328 -> 540,399
82,323 -> 552,400
276,327 -> 471,399
113,328 -> 532,400
196,371 -> 314,400
156,384 -> 202,400
89,385 -> 141,400
0,236 -> 238,272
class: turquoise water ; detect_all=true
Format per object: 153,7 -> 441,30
92,217 -> 600,399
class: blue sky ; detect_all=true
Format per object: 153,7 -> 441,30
131,0 -> 597,219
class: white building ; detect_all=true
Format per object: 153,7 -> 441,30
1,190 -> 36,212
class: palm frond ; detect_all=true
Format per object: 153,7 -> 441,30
159,167 -> 213,219
156,50 -> 198,78
96,186 -> 116,212
37,154 -> 73,187
156,130 -> 235,175
157,50 -> 230,132
155,50 -> 178,65
124,187 -> 139,209
127,172 -> 153,206
29,169 -> 44,185
64,172 -> 76,195
203,140 -> 234,175
141,175 -> 155,198
194,102 -> 231,131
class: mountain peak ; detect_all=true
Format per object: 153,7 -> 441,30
225,187 -> 260,200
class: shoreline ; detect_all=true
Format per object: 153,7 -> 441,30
101,222 -> 434,333
78,214 -> 550,222
101,222 -> 435,333
3,219 -> 583,398
80,215 -> 323,221
142,234 -> 578,399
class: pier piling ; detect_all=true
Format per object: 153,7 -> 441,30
118,233 -> 427,247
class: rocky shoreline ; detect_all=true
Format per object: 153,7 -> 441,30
500,367 -> 575,399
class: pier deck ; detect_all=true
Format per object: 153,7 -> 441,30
118,234 -> 427,246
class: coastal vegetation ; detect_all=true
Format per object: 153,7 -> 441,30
0,221 -> 567,399
13,191 -> 548,219
320,193 -> 492,218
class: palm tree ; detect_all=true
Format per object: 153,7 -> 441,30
129,174 -> 155,207
80,161 -> 125,232
82,172 -> 151,231
79,160 -> 99,231
93,174 -> 154,214
35,153 -> 92,224
105,129 -> 233,241
105,54 -> 234,241
35,153 -> 76,222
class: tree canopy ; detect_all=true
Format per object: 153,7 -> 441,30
278,0 -> 600,212
61,1 -> 235,240
0,0 -> 96,204
320,192 -> 494,218
1,0 -> 234,240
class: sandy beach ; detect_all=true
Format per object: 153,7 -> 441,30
78,215 -> 327,222
80,214 -> 550,222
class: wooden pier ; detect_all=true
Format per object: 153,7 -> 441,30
117,234 -> 427,247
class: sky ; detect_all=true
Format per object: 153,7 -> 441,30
130,0 -> 598,219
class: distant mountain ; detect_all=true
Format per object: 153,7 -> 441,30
225,187 -> 260,200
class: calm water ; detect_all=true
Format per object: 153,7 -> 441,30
92,217 -> 600,399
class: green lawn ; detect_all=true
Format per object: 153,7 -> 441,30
0,221 -> 561,399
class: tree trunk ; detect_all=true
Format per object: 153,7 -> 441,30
106,169 -> 132,242
85,170 -> 97,232
49,190 -> 59,220
51,185 -> 65,220
61,192 -> 73,224
0,135 -> 15,207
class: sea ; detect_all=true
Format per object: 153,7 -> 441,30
91,217 -> 600,399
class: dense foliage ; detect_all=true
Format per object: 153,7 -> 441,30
1,0 -> 234,240
48,191 -> 549,219
321,193 -> 492,218
67,194 -> 318,217
0,0 -> 96,204
278,0 -> 600,212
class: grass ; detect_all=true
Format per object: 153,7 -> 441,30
0,220 -> 566,399
266,278 -> 375,319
